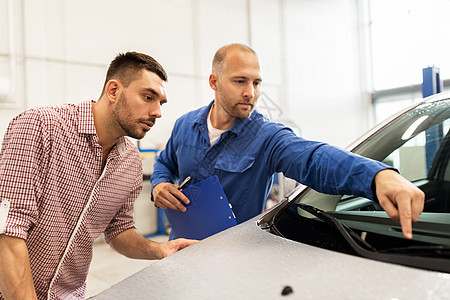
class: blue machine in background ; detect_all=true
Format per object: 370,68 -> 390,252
138,145 -> 167,237
422,66 -> 443,97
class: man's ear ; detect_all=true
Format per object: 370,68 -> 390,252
209,73 -> 218,91
105,80 -> 121,103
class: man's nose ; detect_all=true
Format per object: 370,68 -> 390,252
149,102 -> 162,118
243,83 -> 255,99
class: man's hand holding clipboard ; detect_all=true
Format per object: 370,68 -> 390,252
152,176 -> 192,212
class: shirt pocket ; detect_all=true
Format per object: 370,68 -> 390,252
214,154 -> 255,173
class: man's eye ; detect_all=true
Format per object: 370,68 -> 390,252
145,96 -> 153,101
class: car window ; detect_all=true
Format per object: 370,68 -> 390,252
351,100 -> 450,213
298,99 -> 450,214
382,120 -> 450,181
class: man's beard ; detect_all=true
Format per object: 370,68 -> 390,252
216,90 -> 256,120
112,93 -> 155,140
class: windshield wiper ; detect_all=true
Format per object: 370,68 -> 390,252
296,203 -> 450,264
296,203 -> 377,252
296,203 -> 450,258
381,245 -> 450,258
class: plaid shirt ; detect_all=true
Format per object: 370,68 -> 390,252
0,101 -> 143,299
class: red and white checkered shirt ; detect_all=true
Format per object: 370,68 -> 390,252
0,100 -> 143,299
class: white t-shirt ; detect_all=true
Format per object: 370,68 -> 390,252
207,106 -> 226,146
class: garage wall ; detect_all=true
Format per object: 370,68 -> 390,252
283,0 -> 371,145
0,0 -> 368,149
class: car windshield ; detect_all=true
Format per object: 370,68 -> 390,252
268,98 -> 450,273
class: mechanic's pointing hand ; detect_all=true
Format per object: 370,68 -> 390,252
374,169 -> 425,239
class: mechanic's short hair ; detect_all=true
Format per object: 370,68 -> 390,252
101,51 -> 167,95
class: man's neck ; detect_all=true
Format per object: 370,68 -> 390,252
210,102 -> 236,131
92,99 -> 121,156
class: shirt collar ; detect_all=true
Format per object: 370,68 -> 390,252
194,100 -> 256,136
78,100 -> 97,135
78,100 -> 127,155
193,101 -> 213,127
115,138 -> 127,155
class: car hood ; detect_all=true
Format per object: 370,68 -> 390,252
92,216 -> 450,300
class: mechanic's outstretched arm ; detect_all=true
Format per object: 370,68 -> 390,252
109,228 -> 197,260
152,182 -> 190,212
0,235 -> 38,300
373,169 -> 425,239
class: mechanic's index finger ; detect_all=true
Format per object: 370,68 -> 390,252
397,194 -> 413,240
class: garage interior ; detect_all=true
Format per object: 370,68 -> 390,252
0,0 -> 449,298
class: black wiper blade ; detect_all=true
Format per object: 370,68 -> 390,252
296,203 -> 377,252
296,203 -> 450,273
382,245 -> 450,257
298,204 -> 450,259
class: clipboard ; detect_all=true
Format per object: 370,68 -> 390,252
164,175 -> 237,240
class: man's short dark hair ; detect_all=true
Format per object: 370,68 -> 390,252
101,52 -> 168,95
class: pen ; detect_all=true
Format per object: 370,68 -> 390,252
178,176 -> 191,190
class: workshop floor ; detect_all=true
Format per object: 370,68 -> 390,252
86,234 -> 169,298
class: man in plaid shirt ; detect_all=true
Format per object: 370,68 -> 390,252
0,52 -> 197,299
